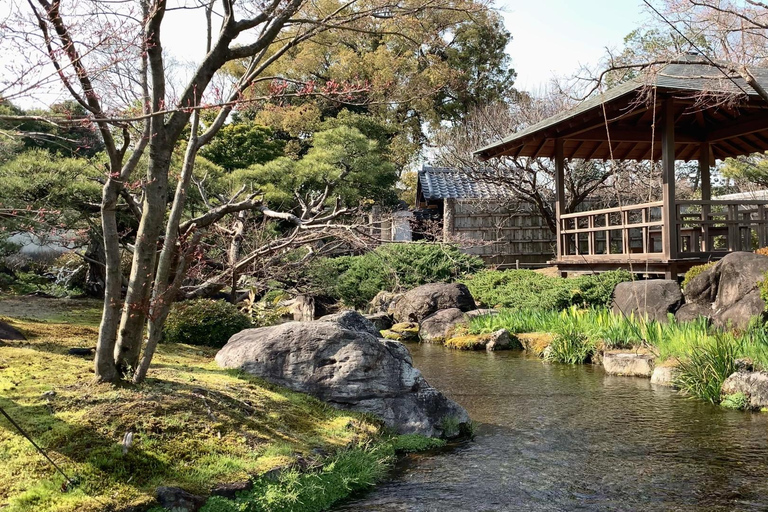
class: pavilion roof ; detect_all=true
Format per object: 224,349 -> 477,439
475,54 -> 768,162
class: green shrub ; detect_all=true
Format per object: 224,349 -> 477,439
675,335 -> 741,404
461,269 -> 632,311
305,243 -> 484,309
682,262 -> 715,293
164,299 -> 252,347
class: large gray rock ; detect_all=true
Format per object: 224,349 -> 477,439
674,303 -> 712,324
391,283 -> 476,323
419,308 -> 467,343
603,351 -> 655,377
368,291 -> 403,314
685,252 -> 768,329
317,310 -> 380,337
155,486 -> 205,512
611,280 -> 683,323
650,365 -> 678,387
216,322 -> 470,437
364,312 -> 393,331
721,371 -> 768,409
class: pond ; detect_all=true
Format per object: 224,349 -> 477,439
337,344 -> 768,511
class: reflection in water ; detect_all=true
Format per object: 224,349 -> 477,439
336,344 -> 768,511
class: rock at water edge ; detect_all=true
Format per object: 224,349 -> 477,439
391,283 -> 476,323
721,371 -> 768,409
603,351 -> 655,377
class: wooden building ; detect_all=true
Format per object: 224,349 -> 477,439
414,166 -> 555,267
475,54 -> 768,277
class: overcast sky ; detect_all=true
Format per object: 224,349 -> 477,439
498,0 -> 647,91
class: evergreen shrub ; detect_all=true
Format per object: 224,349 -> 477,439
164,298 -> 251,347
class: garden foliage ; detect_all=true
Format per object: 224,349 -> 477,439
305,243 -> 484,309
461,269 -> 632,310
164,299 -> 252,347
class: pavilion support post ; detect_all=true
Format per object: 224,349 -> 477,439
555,138 -> 566,268
699,143 -> 712,252
661,98 -> 678,271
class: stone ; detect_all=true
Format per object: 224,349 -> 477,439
674,303 -> 712,324
216,322 -> 470,437
650,365 -> 678,387
685,252 -> 768,329
381,322 -> 420,342
211,480 -> 253,500
317,310 -> 380,337
363,312 -> 393,331
611,280 -> 683,323
515,332 -> 554,357
721,371 -> 768,409
0,320 -> 25,341
390,283 -> 476,323
444,329 -> 518,351
603,351 -> 655,377
155,486 -> 206,512
735,358 -> 754,373
368,291 -> 403,314
419,308 -> 467,343
289,295 -> 315,321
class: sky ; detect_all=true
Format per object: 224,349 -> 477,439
157,0 -> 650,94
497,0 -> 647,92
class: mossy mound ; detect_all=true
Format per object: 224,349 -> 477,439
380,322 -> 419,342
444,334 -> 491,350
0,314 -> 384,512
515,332 -> 555,357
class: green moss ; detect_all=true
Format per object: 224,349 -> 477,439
721,392 -> 750,410
0,313 -> 384,512
682,262 -> 715,293
444,334 -> 489,350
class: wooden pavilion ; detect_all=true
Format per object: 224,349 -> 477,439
475,54 -> 768,278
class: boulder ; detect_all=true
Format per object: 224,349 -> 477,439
516,332 -> 554,357
363,312 -> 393,331
216,322 -> 470,437
381,322 -> 419,341
674,303 -> 712,324
611,280 -> 683,323
650,365 -> 678,387
317,310 -> 380,337
419,308 -> 468,343
390,283 -> 476,323
368,291 -> 403,315
0,320 -> 25,341
444,329 -> 518,351
603,351 -> 655,377
465,309 -> 500,319
685,252 -> 768,329
721,371 -> 768,409
155,486 -> 206,512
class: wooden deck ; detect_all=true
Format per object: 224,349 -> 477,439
554,199 -> 768,277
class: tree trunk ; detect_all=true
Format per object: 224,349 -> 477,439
84,228 -> 106,298
94,179 -> 124,382
133,114 -> 200,383
114,138 -> 171,373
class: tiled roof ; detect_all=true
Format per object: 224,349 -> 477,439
418,166 -> 510,200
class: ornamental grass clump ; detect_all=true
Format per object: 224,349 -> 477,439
674,334 -> 741,404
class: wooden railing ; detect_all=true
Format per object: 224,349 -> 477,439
676,200 -> 768,255
558,199 -> 768,261
559,201 -> 664,260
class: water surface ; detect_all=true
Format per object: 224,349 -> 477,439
338,344 -> 768,511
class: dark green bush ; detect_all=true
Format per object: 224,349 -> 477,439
305,243 -> 484,309
461,269 -> 632,311
164,299 -> 251,347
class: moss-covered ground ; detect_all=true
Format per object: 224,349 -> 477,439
0,297 -> 389,511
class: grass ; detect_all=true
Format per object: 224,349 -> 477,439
0,303 -> 393,511
471,306 -> 768,403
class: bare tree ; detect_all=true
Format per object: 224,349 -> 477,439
1,0 -> 487,383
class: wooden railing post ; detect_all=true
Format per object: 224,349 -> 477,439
555,138 -> 565,260
661,98 -> 678,261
